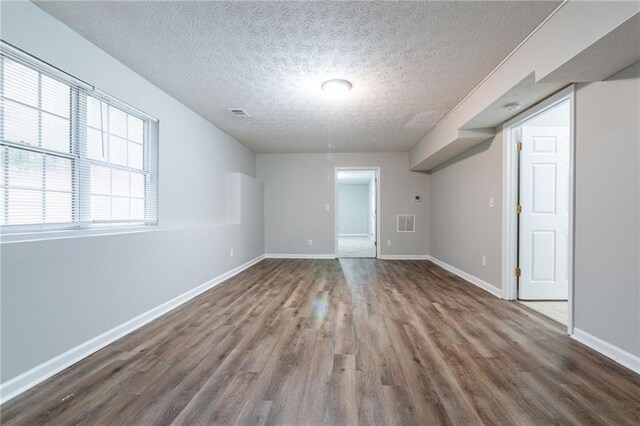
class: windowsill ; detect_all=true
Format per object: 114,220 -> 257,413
0,224 -> 160,244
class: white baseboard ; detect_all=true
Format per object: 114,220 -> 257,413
427,255 -> 504,299
265,254 -> 336,259
571,328 -> 640,374
0,254 -> 266,404
378,255 -> 430,260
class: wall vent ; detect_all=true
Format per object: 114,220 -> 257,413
229,108 -> 250,118
397,214 -> 415,232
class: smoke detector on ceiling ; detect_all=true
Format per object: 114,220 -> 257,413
229,108 -> 250,118
504,102 -> 522,112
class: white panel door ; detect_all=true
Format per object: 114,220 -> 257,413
519,126 -> 570,300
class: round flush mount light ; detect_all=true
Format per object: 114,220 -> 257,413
321,79 -> 353,95
504,102 -> 522,111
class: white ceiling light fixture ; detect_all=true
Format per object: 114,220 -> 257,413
321,79 -> 353,96
504,102 -> 522,111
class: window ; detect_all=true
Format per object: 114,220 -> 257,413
0,42 -> 158,232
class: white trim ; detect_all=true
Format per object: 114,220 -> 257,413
501,117 -> 519,301
337,234 -> 369,237
264,254 -> 336,259
335,167 -> 381,259
378,255 -> 430,260
1,224 -> 159,244
0,254 -> 266,404
572,328 -> 640,374
428,255 -> 504,299
501,85 -> 574,129
502,86 -> 576,334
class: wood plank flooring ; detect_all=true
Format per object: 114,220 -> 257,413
2,259 -> 639,425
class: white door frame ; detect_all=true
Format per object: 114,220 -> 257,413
501,85 -> 575,334
335,167 -> 381,259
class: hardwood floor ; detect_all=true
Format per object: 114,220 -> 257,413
2,259 -> 639,425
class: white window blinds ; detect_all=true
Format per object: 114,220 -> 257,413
0,42 -> 158,232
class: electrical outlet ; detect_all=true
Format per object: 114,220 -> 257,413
325,204 -> 330,211
489,197 -> 495,208
481,256 -> 486,266
308,239 -> 313,246
230,248 -> 234,257
387,240 -> 391,246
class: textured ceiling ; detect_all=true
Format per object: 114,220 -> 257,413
35,1 -> 560,153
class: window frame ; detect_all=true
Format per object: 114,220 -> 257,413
0,41 -> 159,234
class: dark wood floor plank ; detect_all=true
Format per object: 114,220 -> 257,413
1,258 -> 639,425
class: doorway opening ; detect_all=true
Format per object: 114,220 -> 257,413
335,168 -> 379,258
502,87 -> 574,332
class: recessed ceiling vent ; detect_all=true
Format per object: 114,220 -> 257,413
229,108 -> 250,118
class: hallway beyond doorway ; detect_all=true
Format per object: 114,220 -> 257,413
337,236 -> 376,258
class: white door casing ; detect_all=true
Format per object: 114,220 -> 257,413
370,178 -> 376,242
519,126 -> 570,300
334,167 -> 381,259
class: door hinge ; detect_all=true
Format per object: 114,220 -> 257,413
516,142 -> 522,151
515,205 -> 522,214
514,267 -> 521,277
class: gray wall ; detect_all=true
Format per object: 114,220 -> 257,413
428,62 -> 640,357
338,184 -> 369,235
0,2 -> 263,382
574,62 -> 640,356
3,0 -> 637,387
429,135 -> 503,286
257,152 -> 429,256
